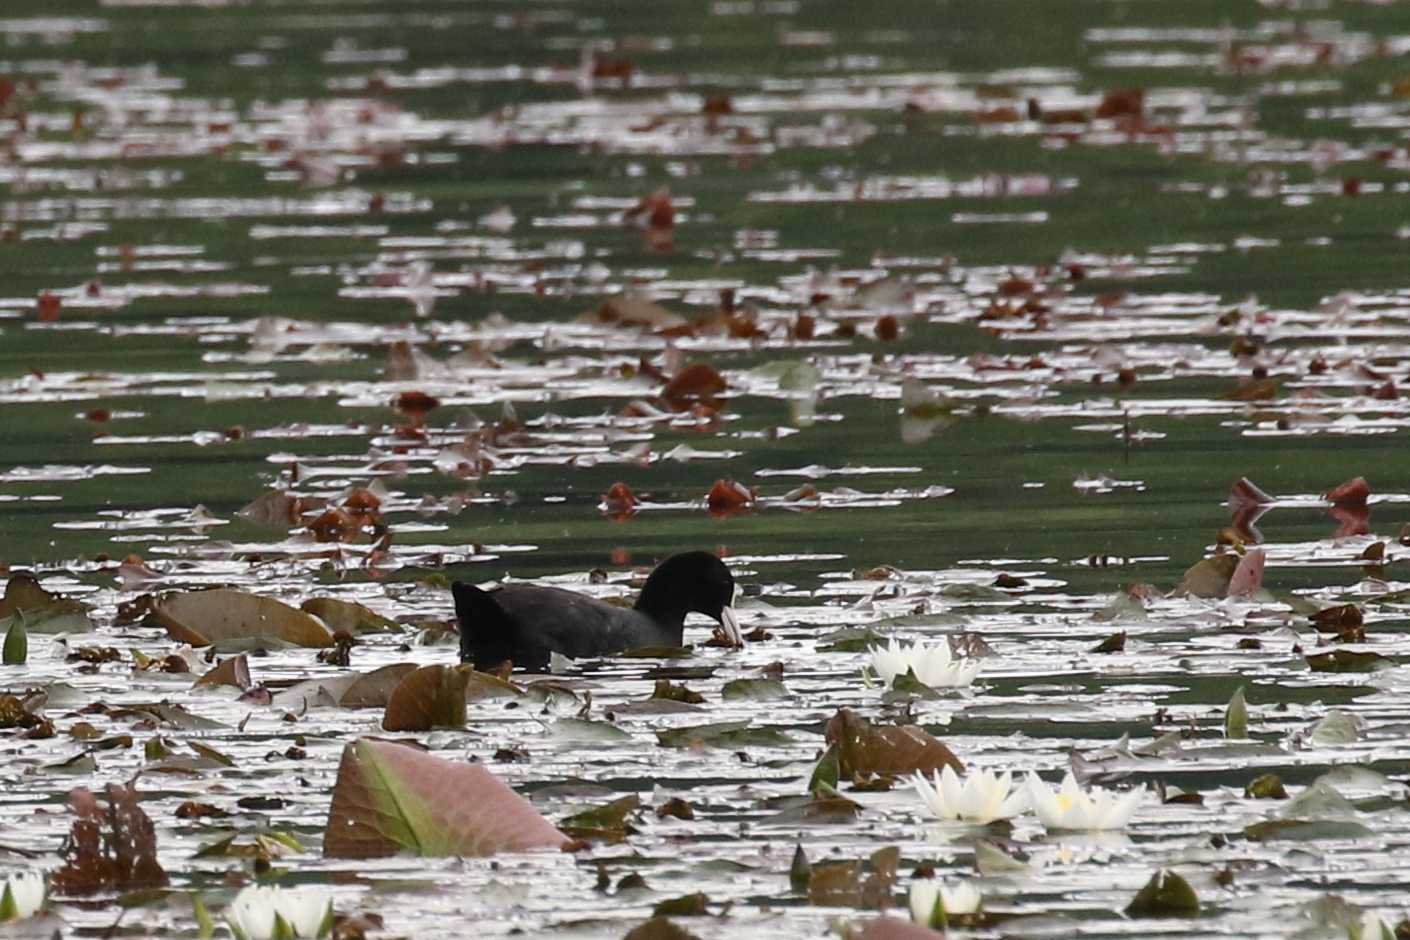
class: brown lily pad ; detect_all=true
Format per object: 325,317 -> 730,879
825,708 -> 963,778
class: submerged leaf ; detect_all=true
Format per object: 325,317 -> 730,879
52,785 -> 168,893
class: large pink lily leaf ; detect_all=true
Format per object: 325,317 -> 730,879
323,738 -> 568,858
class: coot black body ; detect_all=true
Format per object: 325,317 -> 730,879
454,551 -> 742,671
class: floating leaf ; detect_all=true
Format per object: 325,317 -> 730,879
825,708 -> 963,778
300,597 -> 399,635
721,677 -> 788,701
655,720 -> 789,748
151,589 -> 333,648
652,893 -> 708,917
817,627 -> 889,653
1244,818 -> 1373,842
193,655 -> 250,691
1091,631 -> 1126,654
1125,869 -> 1199,917
1305,649 -> 1387,673
323,737 -> 567,858
0,574 -> 94,634
561,794 -> 639,841
1245,774 -> 1287,799
1310,604 -> 1363,633
623,917 -> 701,940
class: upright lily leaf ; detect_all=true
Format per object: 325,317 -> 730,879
381,664 -> 469,732
323,737 -> 568,858
1177,554 -> 1238,598
1125,869 -> 1199,917
1225,686 -> 1248,739
1226,549 -> 1265,598
152,589 -> 333,648
3,610 -> 27,665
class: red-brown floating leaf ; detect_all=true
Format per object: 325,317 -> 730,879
825,708 -> 963,778
36,290 -> 60,321
1220,378 -> 1280,401
307,507 -> 361,543
394,390 -> 440,423
705,478 -> 755,517
323,737 -> 568,858
701,95 -> 732,116
151,588 -> 334,648
343,487 -> 382,519
601,481 -> 639,521
1096,87 -> 1145,118
874,315 -> 899,341
1311,604 -> 1364,633
382,664 -> 469,732
193,654 -> 251,691
1324,476 -> 1370,509
584,296 -> 687,332
661,363 -> 726,410
623,187 -> 674,230
52,784 -> 168,893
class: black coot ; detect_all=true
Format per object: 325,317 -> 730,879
454,551 -> 743,671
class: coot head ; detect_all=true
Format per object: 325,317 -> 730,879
635,551 -> 743,646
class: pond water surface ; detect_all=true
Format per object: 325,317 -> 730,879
4,1 -> 1410,938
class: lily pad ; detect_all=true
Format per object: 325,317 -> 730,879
151,589 -> 334,649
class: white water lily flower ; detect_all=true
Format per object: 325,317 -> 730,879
869,637 -> 979,689
1025,772 -> 1143,832
909,878 -> 982,927
227,885 -> 333,940
0,870 -> 45,920
913,765 -> 1028,823
1350,912 -> 1398,940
